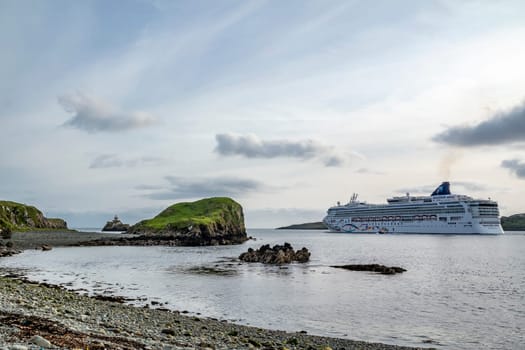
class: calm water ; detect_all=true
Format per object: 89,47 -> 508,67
1,229 -> 524,349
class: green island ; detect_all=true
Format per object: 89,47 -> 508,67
0,200 -> 67,232
127,197 -> 247,245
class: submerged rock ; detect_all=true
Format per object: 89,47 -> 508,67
239,243 -> 310,264
331,264 -> 406,275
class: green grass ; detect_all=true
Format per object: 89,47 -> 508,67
136,197 -> 243,230
0,200 -> 68,231
0,200 -> 44,230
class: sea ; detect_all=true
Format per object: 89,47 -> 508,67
1,229 -> 524,350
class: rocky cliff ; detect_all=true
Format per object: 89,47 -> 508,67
0,201 -> 68,232
127,197 -> 247,245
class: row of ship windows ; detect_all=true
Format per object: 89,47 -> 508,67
333,218 -> 473,225
332,209 -> 466,216
333,215 -> 464,222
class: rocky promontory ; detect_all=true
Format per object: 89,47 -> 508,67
102,215 -> 130,232
127,197 -> 247,246
239,243 -> 310,264
0,200 -> 68,232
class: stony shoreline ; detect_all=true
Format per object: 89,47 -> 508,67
0,231 -> 427,350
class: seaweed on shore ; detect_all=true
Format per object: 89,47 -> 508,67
0,311 -> 146,349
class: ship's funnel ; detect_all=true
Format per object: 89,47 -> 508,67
431,182 -> 451,196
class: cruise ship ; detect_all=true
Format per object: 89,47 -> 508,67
323,182 -> 503,234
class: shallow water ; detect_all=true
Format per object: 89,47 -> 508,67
1,229 -> 524,349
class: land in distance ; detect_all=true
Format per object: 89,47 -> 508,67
277,222 -> 327,230
278,214 -> 525,231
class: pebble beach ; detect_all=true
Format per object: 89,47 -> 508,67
0,231 -> 425,350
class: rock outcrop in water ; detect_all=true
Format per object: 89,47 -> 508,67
331,264 -> 406,275
102,215 -> 130,232
239,243 -> 310,264
127,197 -> 247,246
0,239 -> 20,257
0,201 -> 68,232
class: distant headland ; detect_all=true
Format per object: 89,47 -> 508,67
277,221 -> 327,230
1,197 -> 248,248
501,214 -> 525,231
0,200 -> 68,233
277,216 -> 525,231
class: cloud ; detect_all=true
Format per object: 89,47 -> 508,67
453,181 -> 488,191
433,100 -> 525,146
355,168 -> 385,175
215,133 -> 350,167
397,185 -> 436,195
89,154 -> 164,168
244,208 -> 325,229
141,175 -> 264,200
501,159 -> 525,179
399,181 -> 488,195
59,93 -> 157,133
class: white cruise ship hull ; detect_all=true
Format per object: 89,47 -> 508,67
324,220 -> 503,235
323,182 -> 504,235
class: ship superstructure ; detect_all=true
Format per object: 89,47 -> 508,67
323,182 -> 503,234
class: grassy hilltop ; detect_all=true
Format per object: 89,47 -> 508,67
0,200 -> 67,232
128,197 -> 247,245
132,197 -> 245,231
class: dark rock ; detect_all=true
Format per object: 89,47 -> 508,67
331,264 -> 406,274
0,244 -> 21,257
41,245 -> 53,251
239,243 -> 310,264
161,328 -> 176,336
102,215 -> 130,232
0,227 -> 12,239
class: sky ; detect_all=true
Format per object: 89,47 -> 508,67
1,0 -> 525,228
